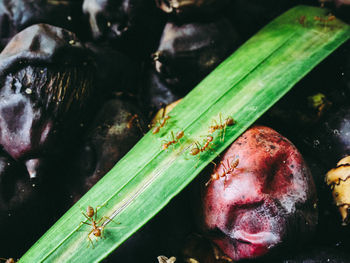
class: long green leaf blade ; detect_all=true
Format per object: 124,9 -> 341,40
20,5 -> 350,263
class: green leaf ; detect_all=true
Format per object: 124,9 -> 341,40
19,5 -> 350,263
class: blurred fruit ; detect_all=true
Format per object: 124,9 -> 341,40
303,104 -> 350,170
139,69 -> 181,115
69,98 -> 145,200
83,0 -> 166,58
155,0 -> 229,20
0,0 -> 87,49
153,18 -> 240,95
86,42 -> 141,97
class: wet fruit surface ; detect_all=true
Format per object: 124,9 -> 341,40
0,24 -> 94,179
200,126 -> 318,261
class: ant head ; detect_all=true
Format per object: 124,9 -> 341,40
225,117 -> 235,126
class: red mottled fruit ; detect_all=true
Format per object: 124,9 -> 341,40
200,125 -> 318,261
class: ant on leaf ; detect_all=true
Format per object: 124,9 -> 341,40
80,206 -> 120,248
190,136 -> 215,167
162,130 -> 184,150
206,159 -> 239,188
208,113 -> 235,141
153,115 -> 170,134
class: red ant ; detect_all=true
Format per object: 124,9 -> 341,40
206,158 -> 239,187
162,130 -> 184,150
80,206 -> 115,247
0,258 -> 15,263
190,135 -> 214,156
209,114 -> 235,141
127,114 -> 139,129
153,115 -> 170,134
127,113 -> 144,134
314,14 -> 335,23
298,15 -> 306,27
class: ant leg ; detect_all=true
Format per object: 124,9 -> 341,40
102,216 -> 120,226
94,207 -> 98,222
195,150 -> 202,168
87,230 -> 94,248
135,118 -> 145,135
101,226 -> 106,239
81,221 -> 93,226
160,103 -> 166,119
81,212 -> 92,222
221,123 -> 227,142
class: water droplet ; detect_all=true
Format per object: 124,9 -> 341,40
313,140 -> 320,147
25,88 -> 32,94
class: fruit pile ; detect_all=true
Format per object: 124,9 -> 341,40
0,0 -> 348,262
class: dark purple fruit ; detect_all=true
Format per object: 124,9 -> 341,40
260,41 -> 349,140
153,18 -> 240,95
0,0 -> 87,50
83,0 -> 166,58
0,151 -> 48,256
0,24 -> 94,179
303,104 -> 350,170
281,245 -> 350,263
69,98 -> 145,200
139,69 -> 181,115
86,42 -> 141,97
155,0 -> 229,21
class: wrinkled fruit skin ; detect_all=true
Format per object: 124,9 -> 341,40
200,126 -> 317,261
83,0 -> 165,58
0,0 -> 86,50
154,18 -> 239,94
0,24 -> 94,178
140,69 -> 181,114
